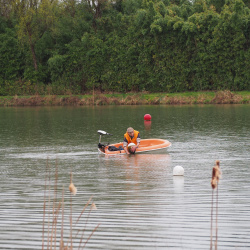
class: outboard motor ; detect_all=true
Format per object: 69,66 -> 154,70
97,130 -> 113,152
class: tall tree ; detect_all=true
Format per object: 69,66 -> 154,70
0,0 -> 13,18
13,0 -> 57,73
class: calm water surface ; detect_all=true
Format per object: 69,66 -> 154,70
0,105 -> 250,249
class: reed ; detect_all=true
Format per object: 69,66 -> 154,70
42,161 -> 99,249
108,97 -> 120,105
123,95 -> 143,105
1,90 -> 249,106
148,97 -> 161,104
95,94 -> 110,105
210,160 -> 221,250
212,90 -> 243,104
60,96 -> 81,105
42,158 -> 49,249
51,160 -> 59,249
69,173 -> 77,196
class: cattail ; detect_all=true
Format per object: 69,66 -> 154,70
211,177 -> 217,189
210,160 -> 222,250
211,160 -> 221,189
69,172 -> 77,195
69,183 -> 77,195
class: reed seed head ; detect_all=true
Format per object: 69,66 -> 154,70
211,177 -> 217,189
69,183 -> 77,195
211,160 -> 221,189
91,202 -> 97,210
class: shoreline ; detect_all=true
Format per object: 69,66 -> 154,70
0,90 -> 250,106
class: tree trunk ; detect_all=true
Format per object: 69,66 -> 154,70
28,29 -> 38,71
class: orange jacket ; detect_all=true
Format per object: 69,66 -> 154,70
124,130 -> 139,145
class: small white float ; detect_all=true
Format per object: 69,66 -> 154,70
173,165 -> 184,176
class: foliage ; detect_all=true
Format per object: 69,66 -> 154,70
0,0 -> 249,95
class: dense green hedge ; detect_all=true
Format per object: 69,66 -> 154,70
0,0 -> 249,95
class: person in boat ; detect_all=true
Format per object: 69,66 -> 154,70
123,127 -> 140,154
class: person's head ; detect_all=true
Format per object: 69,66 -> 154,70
128,142 -> 136,154
127,127 -> 134,137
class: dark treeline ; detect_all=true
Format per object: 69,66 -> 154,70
0,0 -> 249,95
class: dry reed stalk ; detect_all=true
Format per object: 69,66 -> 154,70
51,160 -> 59,249
74,196 -> 93,227
42,158 -> 49,250
47,160 -> 52,248
210,187 -> 214,250
42,164 -> 99,249
70,172 -> 73,249
210,160 -> 221,250
45,159 -> 61,250
49,201 -> 62,248
215,181 -> 219,250
66,173 -> 87,248
168,96 -> 184,105
67,196 -> 94,245
124,95 -> 142,105
211,90 -> 241,104
81,223 -> 100,249
196,94 -> 207,104
95,95 -> 110,105
79,97 -> 90,105
109,97 -> 120,105
149,97 -> 161,105
70,193 -> 73,250
61,96 -> 80,105
77,205 -> 95,249
60,187 -> 65,250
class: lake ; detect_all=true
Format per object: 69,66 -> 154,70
0,105 -> 250,249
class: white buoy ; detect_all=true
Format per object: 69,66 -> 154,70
173,165 -> 184,176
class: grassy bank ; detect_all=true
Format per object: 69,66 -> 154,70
0,91 -> 250,106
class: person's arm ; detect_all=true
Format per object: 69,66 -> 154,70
136,133 -> 140,148
130,134 -> 140,152
123,138 -> 130,154
124,146 -> 130,154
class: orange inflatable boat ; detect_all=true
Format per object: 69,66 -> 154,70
97,130 -> 171,155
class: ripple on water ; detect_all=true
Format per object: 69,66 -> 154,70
0,105 -> 250,249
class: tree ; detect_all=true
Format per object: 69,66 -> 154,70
13,0 -> 57,78
0,0 -> 13,18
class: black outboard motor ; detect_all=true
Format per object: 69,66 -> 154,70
97,130 -> 113,152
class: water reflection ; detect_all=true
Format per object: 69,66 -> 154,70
173,176 -> 184,193
100,153 -> 171,186
0,105 -> 250,249
101,153 -> 171,180
144,120 -> 152,130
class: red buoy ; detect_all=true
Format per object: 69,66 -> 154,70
144,114 -> 152,121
